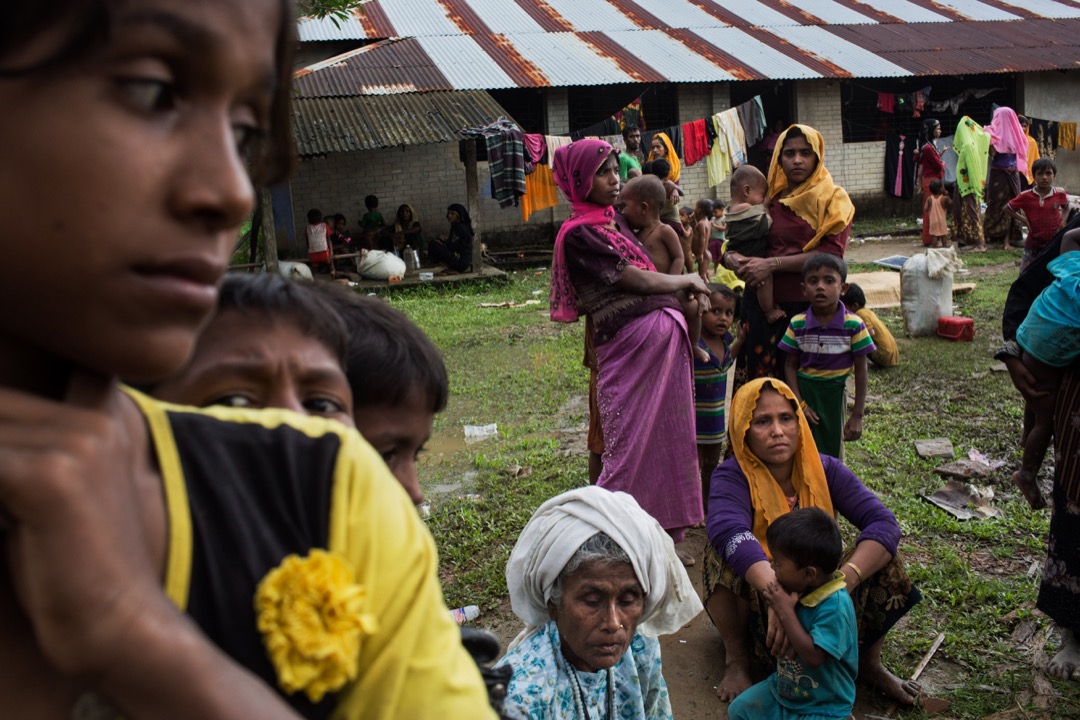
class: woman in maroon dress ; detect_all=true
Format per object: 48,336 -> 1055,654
915,119 -> 945,247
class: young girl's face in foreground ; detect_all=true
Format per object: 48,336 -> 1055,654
0,0 -> 284,385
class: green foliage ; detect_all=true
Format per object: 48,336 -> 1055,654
296,0 -> 367,24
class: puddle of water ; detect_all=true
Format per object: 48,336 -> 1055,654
425,434 -> 471,455
429,481 -> 463,495
428,470 -> 478,498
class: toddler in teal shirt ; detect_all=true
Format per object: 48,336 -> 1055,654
728,508 -> 858,720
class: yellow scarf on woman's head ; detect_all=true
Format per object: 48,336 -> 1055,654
729,378 -> 835,559
765,124 -> 854,253
647,132 -> 681,183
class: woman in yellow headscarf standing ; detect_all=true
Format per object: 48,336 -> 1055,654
647,132 -> 681,183
702,378 -> 921,707
721,125 -> 855,385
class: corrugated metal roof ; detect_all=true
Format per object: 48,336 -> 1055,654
291,90 -> 512,155
295,2 -> 1080,88
766,25 -> 910,77
688,26 -> 822,79
298,0 -> 1080,39
932,0 -> 1022,21
414,35 -> 519,89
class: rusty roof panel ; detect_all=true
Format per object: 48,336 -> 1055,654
463,0 -> 548,33
663,28 -> 767,80
689,26 -> 822,77
295,39 -> 453,95
508,31 -> 636,85
608,29 -> 738,81
827,17 -> 1078,51
862,0 -> 948,22
1025,0 -> 1080,17
785,0 -> 881,23
932,0 -> 1022,20
768,24 -> 911,76
537,0 -> 642,31
826,0 -> 904,23
882,46 -> 1079,74
575,31 -> 668,82
414,34 -> 519,89
292,90 -> 511,155
628,0 -> 731,27
696,0 -> 800,27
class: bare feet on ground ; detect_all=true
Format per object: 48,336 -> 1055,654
860,661 -> 920,705
961,244 -> 987,253
1049,628 -> 1080,680
676,548 -> 696,567
764,308 -> 787,324
694,346 -> 711,364
1011,470 -> 1047,510
716,659 -> 753,701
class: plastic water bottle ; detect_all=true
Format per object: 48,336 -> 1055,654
450,605 -> 480,625
403,244 -> 416,271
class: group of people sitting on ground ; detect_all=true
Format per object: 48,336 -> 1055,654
305,197 -> 476,276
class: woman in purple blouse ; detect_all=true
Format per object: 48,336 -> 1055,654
703,378 -> 921,707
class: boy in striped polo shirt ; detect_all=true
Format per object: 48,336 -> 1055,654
779,255 -> 875,458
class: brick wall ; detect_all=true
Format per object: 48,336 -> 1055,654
290,143 -> 476,257
795,80 -> 883,198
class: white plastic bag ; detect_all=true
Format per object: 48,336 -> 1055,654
278,261 -> 313,280
356,250 -> 406,280
901,249 -> 960,337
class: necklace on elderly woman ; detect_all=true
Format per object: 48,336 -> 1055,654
569,666 -> 615,720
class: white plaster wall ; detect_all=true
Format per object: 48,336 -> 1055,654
1022,70 -> 1080,190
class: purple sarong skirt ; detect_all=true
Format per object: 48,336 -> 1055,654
594,307 -> 703,537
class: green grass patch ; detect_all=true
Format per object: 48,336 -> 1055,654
382,261 -> 1075,718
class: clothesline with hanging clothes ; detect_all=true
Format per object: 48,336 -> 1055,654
461,117 -> 528,209
988,103 -> 1078,158
476,96 -> 768,221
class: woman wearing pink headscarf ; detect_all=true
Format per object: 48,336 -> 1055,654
549,139 -> 710,558
983,107 -> 1029,250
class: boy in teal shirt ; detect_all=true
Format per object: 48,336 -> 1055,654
729,508 -> 858,720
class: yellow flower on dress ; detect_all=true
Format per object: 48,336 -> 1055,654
255,549 -> 378,702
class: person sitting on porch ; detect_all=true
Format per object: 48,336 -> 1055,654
429,203 -> 474,274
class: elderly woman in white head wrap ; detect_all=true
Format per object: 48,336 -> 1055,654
497,486 -> 702,720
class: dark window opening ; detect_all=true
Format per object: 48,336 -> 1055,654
566,83 -> 678,133
840,75 -> 1016,144
488,88 -> 546,134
